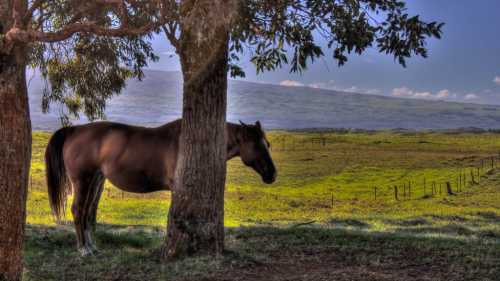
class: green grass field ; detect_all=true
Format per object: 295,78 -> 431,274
25,131 -> 500,280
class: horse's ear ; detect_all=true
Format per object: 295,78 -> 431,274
255,121 -> 261,129
239,120 -> 247,127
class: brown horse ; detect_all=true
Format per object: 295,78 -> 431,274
45,119 -> 276,256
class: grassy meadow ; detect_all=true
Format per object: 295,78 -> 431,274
25,130 -> 500,280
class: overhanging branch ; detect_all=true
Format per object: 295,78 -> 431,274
4,0 -> 175,46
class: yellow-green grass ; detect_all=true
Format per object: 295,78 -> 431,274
29,131 -> 500,233
24,130 -> 500,280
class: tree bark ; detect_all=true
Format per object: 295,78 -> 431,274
0,2 -> 31,278
161,0 -> 235,260
0,33 -> 31,281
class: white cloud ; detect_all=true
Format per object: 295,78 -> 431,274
309,80 -> 380,95
414,91 -> 433,98
436,89 -> 450,99
279,80 -> 304,87
392,87 -> 414,97
363,89 -> 381,95
343,86 -> 360,93
464,93 -> 479,100
309,80 -> 336,90
494,76 -> 500,85
391,87 -> 455,100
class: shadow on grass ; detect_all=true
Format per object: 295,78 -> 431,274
328,218 -> 370,229
24,221 -> 500,281
393,224 -> 476,236
476,211 -> 500,222
384,217 -> 430,227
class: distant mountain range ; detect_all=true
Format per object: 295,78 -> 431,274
28,70 -> 500,130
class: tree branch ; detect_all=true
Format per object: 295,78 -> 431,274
4,0 -> 173,45
6,20 -> 165,43
162,23 -> 179,50
12,0 -> 26,28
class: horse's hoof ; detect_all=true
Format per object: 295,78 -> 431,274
78,246 -> 94,257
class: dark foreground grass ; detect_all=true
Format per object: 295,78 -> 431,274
24,223 -> 500,281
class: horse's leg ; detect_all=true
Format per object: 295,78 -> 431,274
70,173 -> 96,256
89,174 -> 104,232
86,173 -> 104,251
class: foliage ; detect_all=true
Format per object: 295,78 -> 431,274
232,0 -> 444,75
23,0 -> 165,122
30,34 -> 157,123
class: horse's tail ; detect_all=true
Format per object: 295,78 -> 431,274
45,126 -> 75,221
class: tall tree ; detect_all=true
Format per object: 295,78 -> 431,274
160,0 -> 238,259
159,0 -> 443,259
0,1 -> 169,280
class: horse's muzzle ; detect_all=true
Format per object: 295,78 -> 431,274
263,171 -> 277,184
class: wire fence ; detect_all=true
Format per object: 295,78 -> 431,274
303,154 -> 500,208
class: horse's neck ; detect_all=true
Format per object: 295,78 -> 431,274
226,123 -> 242,160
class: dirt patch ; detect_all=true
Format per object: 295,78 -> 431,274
198,246 -> 460,281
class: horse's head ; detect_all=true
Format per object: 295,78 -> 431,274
238,121 -> 277,184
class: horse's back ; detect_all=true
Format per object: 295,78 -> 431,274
62,121 -> 180,192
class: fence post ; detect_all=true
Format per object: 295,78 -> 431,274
446,181 -> 454,195
423,178 -> 427,196
394,186 -> 399,201
408,181 -> 411,199
439,183 -> 442,195
331,192 -> 334,209
374,187 -> 377,200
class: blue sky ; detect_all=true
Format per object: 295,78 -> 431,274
147,0 -> 500,105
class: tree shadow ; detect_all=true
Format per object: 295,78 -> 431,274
328,218 -> 370,229
475,211 -> 500,222
383,217 -> 430,226
23,221 -> 500,281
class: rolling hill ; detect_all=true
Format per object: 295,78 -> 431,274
28,70 -> 500,130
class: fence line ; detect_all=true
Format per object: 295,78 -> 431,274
28,136 -> 500,202
356,153 -> 499,202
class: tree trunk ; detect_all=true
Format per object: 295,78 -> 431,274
161,1 -> 235,260
0,39 -> 31,281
